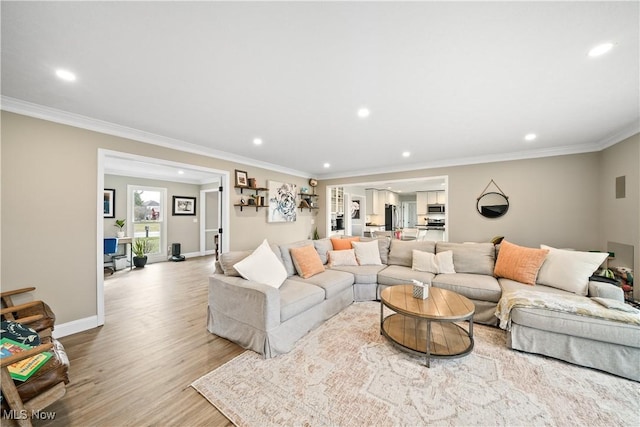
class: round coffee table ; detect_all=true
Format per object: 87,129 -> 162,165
380,285 -> 475,367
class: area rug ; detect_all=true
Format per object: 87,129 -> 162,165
192,302 -> 640,427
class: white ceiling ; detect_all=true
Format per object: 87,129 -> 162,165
2,2 -> 639,180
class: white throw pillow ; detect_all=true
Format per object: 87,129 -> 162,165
327,249 -> 359,267
233,239 -> 287,288
351,240 -> 382,265
536,245 -> 608,295
412,249 -> 456,274
412,250 -> 438,273
436,250 -> 456,274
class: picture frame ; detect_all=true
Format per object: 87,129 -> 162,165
268,180 -> 297,223
235,169 -> 249,187
172,196 -> 197,216
103,189 -> 115,218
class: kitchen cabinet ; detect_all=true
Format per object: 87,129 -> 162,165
384,190 -> 398,206
427,191 -> 446,205
365,189 -> 378,214
331,187 -> 344,214
416,191 -> 428,214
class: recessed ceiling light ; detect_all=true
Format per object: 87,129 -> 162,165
402,151 -> 411,158
55,69 -> 76,81
323,163 -> 331,168
524,133 -> 537,141
253,138 -> 263,145
357,108 -> 370,118
588,42 -> 614,57
178,170 -> 185,175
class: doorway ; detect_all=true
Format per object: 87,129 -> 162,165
128,185 -> 167,264
97,149 -> 230,326
402,201 -> 417,228
201,187 -> 221,257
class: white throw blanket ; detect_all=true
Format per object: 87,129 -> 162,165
495,289 -> 640,330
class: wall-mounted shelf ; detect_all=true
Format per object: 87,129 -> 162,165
298,192 -> 319,211
235,185 -> 267,195
234,203 -> 269,212
298,204 -> 319,212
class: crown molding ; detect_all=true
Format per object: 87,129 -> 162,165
3,96 -> 636,182
592,118 -> 640,151
1,96 -> 311,178
317,141 -> 608,180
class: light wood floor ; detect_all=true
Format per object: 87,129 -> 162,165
34,256 -> 243,427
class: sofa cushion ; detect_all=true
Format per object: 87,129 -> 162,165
436,242 -> 495,275
331,236 -> 360,250
432,273 -> 502,303
537,245 -> 608,296
219,250 -> 252,276
510,306 -> 640,348
377,265 -> 435,287
328,249 -> 358,267
388,240 -> 436,267
290,269 -> 355,300
279,240 -> 313,276
499,278 -> 571,296
494,240 -> 549,285
234,239 -> 287,288
313,238 -> 333,265
352,240 -> 383,265
331,264 -> 387,284
278,279 -> 325,322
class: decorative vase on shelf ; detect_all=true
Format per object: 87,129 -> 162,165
116,231 -> 125,238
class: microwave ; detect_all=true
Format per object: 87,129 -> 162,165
428,204 -> 445,213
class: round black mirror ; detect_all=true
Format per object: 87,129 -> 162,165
477,192 -> 509,218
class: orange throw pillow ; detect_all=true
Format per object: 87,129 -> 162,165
494,240 -> 549,285
330,237 -> 360,251
290,245 -> 325,279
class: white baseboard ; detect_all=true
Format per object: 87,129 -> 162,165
53,315 -> 101,339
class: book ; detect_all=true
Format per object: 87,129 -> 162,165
0,338 -> 52,381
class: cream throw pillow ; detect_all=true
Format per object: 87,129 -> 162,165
351,240 -> 382,265
327,249 -> 359,267
412,250 -> 438,273
412,250 -> 456,274
436,250 -> 456,274
536,245 -> 608,295
233,239 -> 287,288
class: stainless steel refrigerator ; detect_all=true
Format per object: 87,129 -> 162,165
385,204 -> 397,231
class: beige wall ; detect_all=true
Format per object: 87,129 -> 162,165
104,175 -> 203,255
322,152 -> 602,250
598,133 -> 639,299
2,110 -> 637,329
1,112 -> 315,324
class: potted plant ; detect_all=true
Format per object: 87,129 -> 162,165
114,219 -> 126,238
132,238 -> 150,268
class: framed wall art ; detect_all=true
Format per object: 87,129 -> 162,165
172,196 -> 197,216
104,189 -> 115,218
268,180 -> 297,222
235,169 -> 249,187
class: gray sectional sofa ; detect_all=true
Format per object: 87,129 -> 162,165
208,237 -> 640,381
